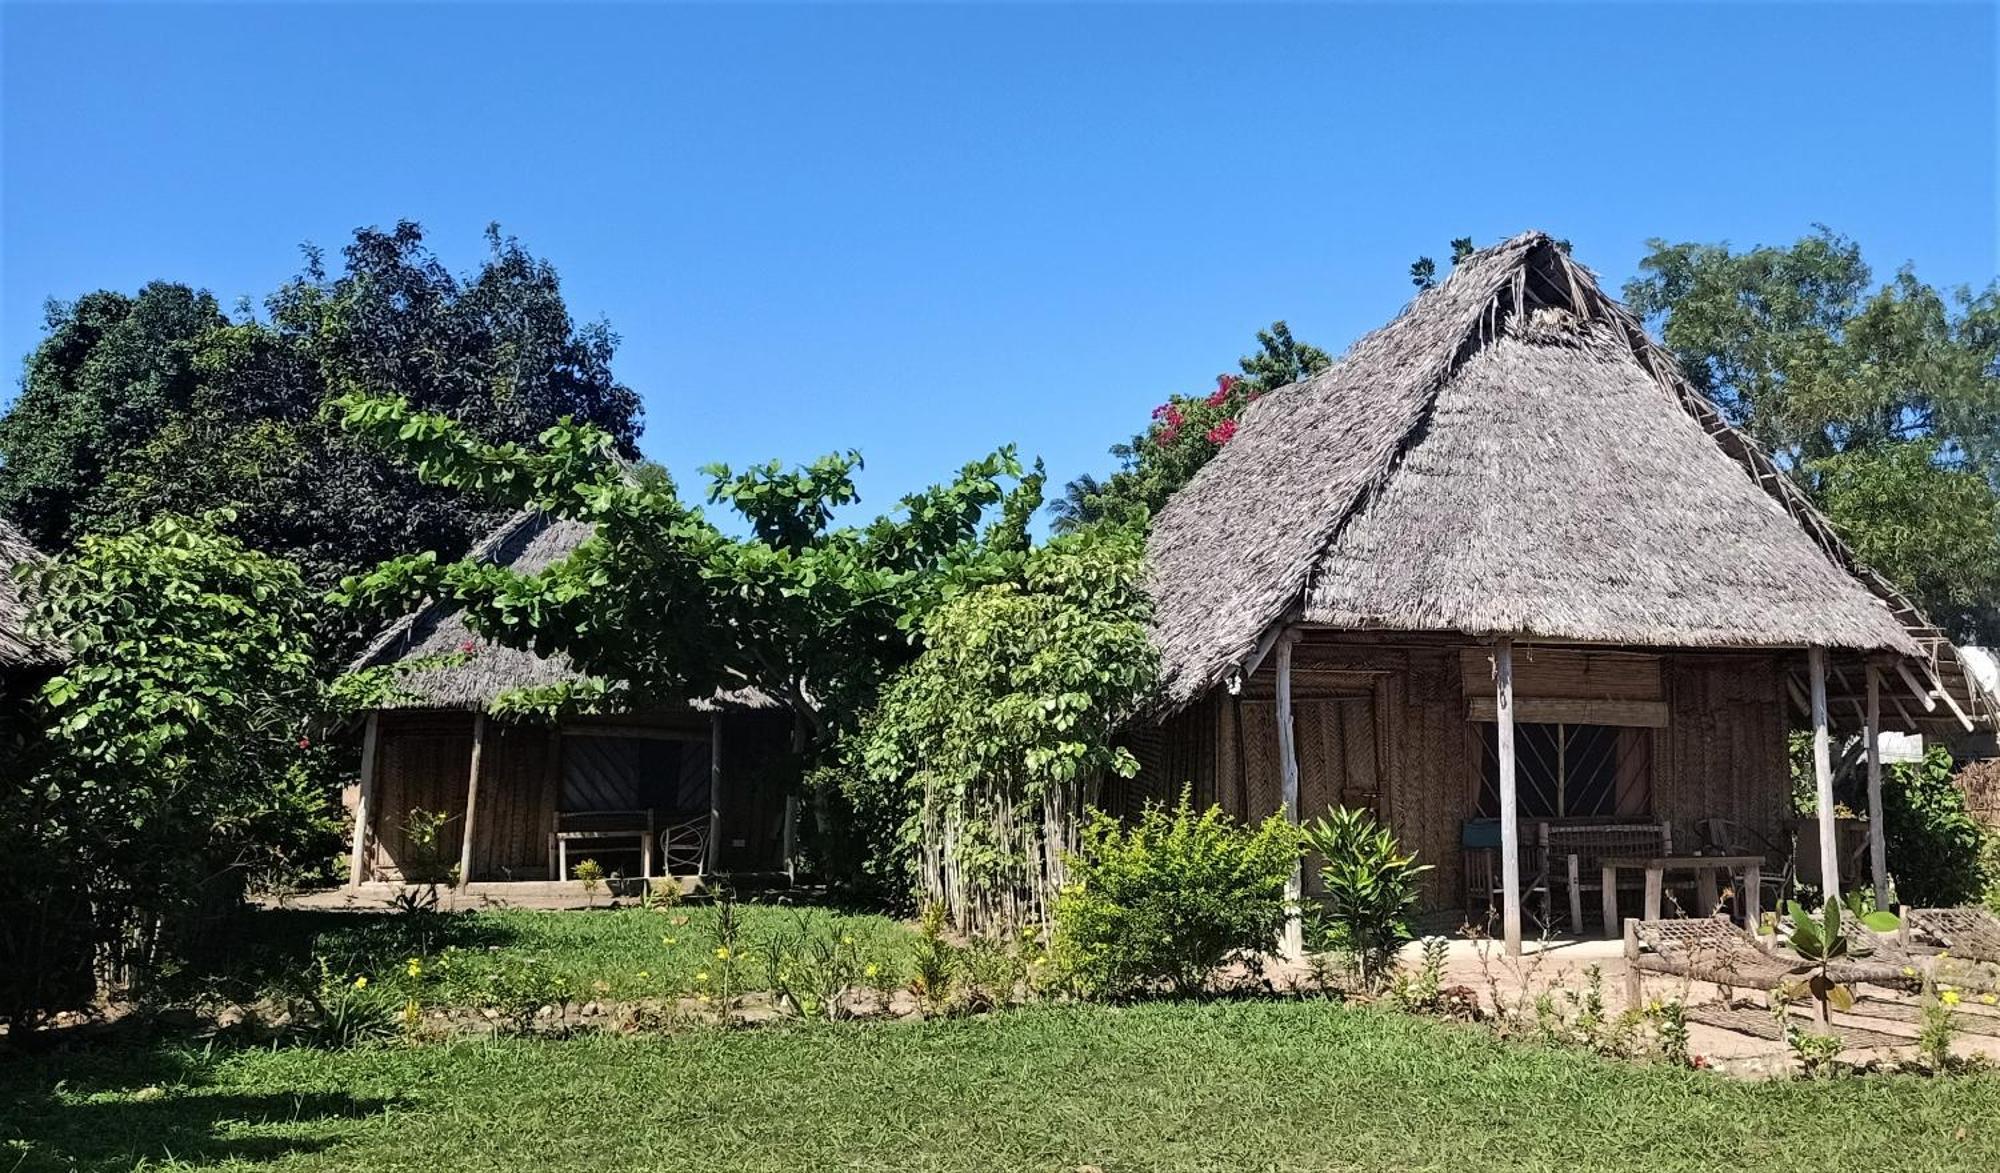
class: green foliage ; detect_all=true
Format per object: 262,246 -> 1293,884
757,912 -> 866,1021
293,958 -> 400,1049
1780,900 -> 1901,1023
1052,794 -> 1300,999
1882,745 -> 1992,906
1625,228 -> 2000,640
842,522 -> 1157,927
1050,322 -> 1330,532
1303,806 -> 1433,988
0,515 -> 336,1025
0,222 -> 643,659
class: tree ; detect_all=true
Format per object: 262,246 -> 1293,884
0,223 -> 645,656
1624,229 -> 2000,640
1050,322 -> 1331,532
1,515 -> 335,1028
840,522 -> 1157,930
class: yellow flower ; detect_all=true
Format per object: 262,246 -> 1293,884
841,935 -> 855,946
406,958 -> 423,978
352,976 -> 368,990
864,963 -> 880,978
1981,994 -> 1997,1006
715,946 -> 731,961
1942,990 -> 1962,1007
637,971 -> 650,980
662,936 -> 676,946
1901,967 -> 1918,978
695,971 -> 709,983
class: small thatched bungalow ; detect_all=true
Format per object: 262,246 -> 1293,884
1127,232 -> 1992,953
346,511 -> 797,891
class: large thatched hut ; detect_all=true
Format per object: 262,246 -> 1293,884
346,511 -> 797,891
1128,232 -> 1992,952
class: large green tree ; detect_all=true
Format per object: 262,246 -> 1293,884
0,223 -> 643,655
1051,322 -> 1330,532
1624,228 -> 2000,640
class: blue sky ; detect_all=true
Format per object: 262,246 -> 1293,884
4,2 -> 1996,518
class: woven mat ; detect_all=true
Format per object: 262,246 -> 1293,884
1685,1003 -> 1911,1051
1835,997 -> 2000,1038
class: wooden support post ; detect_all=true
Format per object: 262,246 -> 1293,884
707,712 -> 723,878
1866,666 -> 1888,908
457,712 -> 487,892
347,713 -> 380,887
1497,637 -> 1521,957
1276,632 -> 1303,961
1894,659 -> 1938,712
1809,647 -> 1839,905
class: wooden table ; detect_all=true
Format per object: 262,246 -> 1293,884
1600,853 -> 1764,933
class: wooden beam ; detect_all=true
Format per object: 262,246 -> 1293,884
1276,632 -> 1303,961
1809,647 -> 1839,905
1497,637 -> 1521,957
706,712 -> 722,878
347,713 -> 380,888
1866,666 -> 1888,909
1925,663 -> 1978,733
457,712 -> 488,891
1895,659 -> 1938,712
1465,697 -> 1668,727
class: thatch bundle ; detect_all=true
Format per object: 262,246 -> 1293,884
1148,231 -> 1958,711
352,510 -> 773,713
0,519 -> 57,671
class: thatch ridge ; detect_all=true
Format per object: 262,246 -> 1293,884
1147,231 -> 1965,713
0,519 -> 58,671
352,511 -> 775,714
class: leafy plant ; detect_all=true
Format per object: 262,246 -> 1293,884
701,883 -> 747,1025
1918,979 -> 1962,1071
759,914 -> 864,1021
1883,746 -> 1991,906
294,958 -> 398,1048
1779,900 -> 1901,1025
909,903 -> 964,1017
1303,807 -> 1432,990
1052,793 -> 1299,999
1389,937 -> 1449,1014
573,858 -> 605,907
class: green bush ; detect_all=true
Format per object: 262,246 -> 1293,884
1052,793 -> 1298,999
1303,807 -> 1432,989
1883,746 -> 1990,907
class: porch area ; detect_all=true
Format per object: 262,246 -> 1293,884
345,708 -> 797,890
1120,631 -> 1976,954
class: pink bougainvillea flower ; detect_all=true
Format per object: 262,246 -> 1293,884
1207,419 -> 1237,444
1207,374 -> 1238,407
297,736 -> 312,750
458,639 -> 478,655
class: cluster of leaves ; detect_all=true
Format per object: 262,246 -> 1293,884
1051,793 -> 1299,999
1051,322 -> 1330,532
0,221 -> 642,660
0,515 -> 338,1027
1624,228 -> 2000,641
1881,745 -> 1992,906
1303,806 -> 1432,989
839,522 -> 1158,925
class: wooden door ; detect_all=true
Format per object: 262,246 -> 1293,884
1242,693 -> 1383,895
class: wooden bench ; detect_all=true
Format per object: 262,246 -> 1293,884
552,809 -> 663,881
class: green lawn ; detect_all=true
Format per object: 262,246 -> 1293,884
7,1000 -> 1998,1172
194,901 -> 917,1006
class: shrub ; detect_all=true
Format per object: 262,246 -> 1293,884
1052,793 -> 1298,999
1303,807 -> 1431,989
1882,746 -> 1990,906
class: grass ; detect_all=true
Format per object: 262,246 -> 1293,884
6,1000 -> 2000,1171
178,900 -> 919,1008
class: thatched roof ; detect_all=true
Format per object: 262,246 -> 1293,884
1148,232 -> 1972,716
352,511 -> 775,714
0,519 -> 58,671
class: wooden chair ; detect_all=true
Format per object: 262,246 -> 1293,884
1697,817 -> 1792,921
1545,821 -> 1671,934
551,808 -> 659,881
1462,818 -> 1553,933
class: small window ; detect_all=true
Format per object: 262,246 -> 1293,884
1478,723 -> 1650,819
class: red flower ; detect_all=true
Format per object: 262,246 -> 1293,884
458,639 -> 478,655
1206,419 -> 1237,444
297,736 -> 312,750
1151,402 -> 1174,421
1207,374 -> 1237,407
